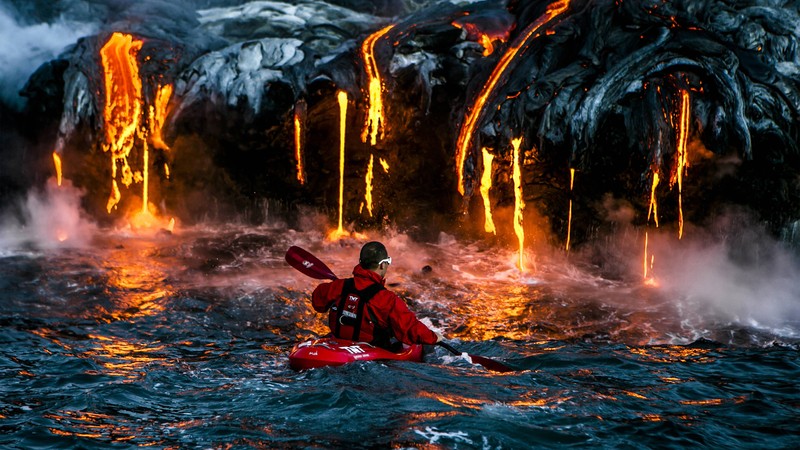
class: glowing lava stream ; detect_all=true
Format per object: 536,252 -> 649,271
480,148 -> 496,234
511,137 -> 526,271
100,32 -> 144,213
361,24 -> 394,146
566,168 -> 575,251
53,152 -> 62,186
364,154 -> 375,216
455,0 -> 570,195
294,101 -> 306,185
328,91 -> 350,241
672,90 -> 690,239
644,170 -> 660,281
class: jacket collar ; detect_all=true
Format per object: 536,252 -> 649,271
352,264 -> 385,285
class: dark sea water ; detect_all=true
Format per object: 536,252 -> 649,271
1,224 -> 799,449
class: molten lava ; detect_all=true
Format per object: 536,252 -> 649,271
53,152 -> 62,186
647,171 -> 660,228
294,100 -> 306,185
328,90 -> 350,241
364,154 -> 375,217
455,0 -> 571,195
360,25 -> 394,146
511,137 -> 526,271
671,90 -> 690,239
566,168 -> 575,251
149,84 -> 172,152
100,32 -> 144,213
480,148 -> 496,235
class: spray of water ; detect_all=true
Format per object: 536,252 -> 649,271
0,178 -> 96,251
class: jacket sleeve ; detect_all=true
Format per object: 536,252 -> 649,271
311,280 -> 342,313
380,291 -> 438,345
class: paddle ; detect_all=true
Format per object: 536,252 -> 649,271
285,245 -> 514,373
437,341 -> 514,373
285,245 -> 338,280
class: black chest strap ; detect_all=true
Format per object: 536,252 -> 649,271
333,278 -> 384,341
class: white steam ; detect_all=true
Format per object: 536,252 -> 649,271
0,178 -> 96,251
0,5 -> 96,108
649,227 -> 800,339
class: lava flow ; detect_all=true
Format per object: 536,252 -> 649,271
100,32 -> 144,214
360,25 -> 394,147
671,89 -> 691,239
455,0 -> 570,195
480,148 -> 496,235
328,90 -> 351,241
511,137 -> 526,271
566,168 -> 575,251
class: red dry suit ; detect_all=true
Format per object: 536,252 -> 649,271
311,264 -> 438,348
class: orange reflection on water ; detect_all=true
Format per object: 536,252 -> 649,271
44,410 -> 143,443
629,346 -> 715,364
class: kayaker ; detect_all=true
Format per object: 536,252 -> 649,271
311,241 -> 444,350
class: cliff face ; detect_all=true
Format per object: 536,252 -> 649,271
4,0 -> 799,244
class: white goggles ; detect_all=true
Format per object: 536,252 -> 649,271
377,256 -> 392,266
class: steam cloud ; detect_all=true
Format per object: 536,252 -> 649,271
0,4 -> 96,109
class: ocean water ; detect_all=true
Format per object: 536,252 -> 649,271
1,225 -> 799,449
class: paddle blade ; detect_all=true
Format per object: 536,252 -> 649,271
437,341 -> 514,373
467,354 -> 514,373
285,246 -> 337,280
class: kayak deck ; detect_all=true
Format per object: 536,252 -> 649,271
289,337 -> 424,371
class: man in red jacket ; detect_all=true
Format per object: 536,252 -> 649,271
312,241 -> 443,350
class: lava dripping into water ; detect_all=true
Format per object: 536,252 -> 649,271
360,25 -> 393,147
671,89 -> 691,239
52,152 -> 62,186
294,100 -> 306,185
566,168 -> 575,251
454,0 -> 570,195
363,154 -> 375,216
511,137 -> 526,271
480,147 -> 496,235
328,90 -> 350,241
100,32 -> 144,214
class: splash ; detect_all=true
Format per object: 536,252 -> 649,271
511,137 -> 526,271
100,32 -> 144,213
360,25 -> 393,146
455,0 -> 571,195
479,148 -> 496,235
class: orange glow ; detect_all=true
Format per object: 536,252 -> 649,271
566,168 -> 575,251
479,34 -> 495,56
294,102 -> 306,184
52,152 -> 62,186
455,0 -> 571,195
142,142 -> 149,214
360,25 -> 394,146
164,162 -> 170,179
328,91 -> 350,241
149,84 -> 172,151
379,157 -> 389,172
56,229 -> 68,242
647,171 -> 660,227
364,154 -> 375,217
100,32 -> 144,213
479,148 -> 496,234
512,137 -> 526,271
672,89 -> 690,239
643,231 -> 650,280
451,19 -> 510,57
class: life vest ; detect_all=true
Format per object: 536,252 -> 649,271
329,278 -> 390,345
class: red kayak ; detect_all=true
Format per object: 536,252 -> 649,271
289,337 -> 424,371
